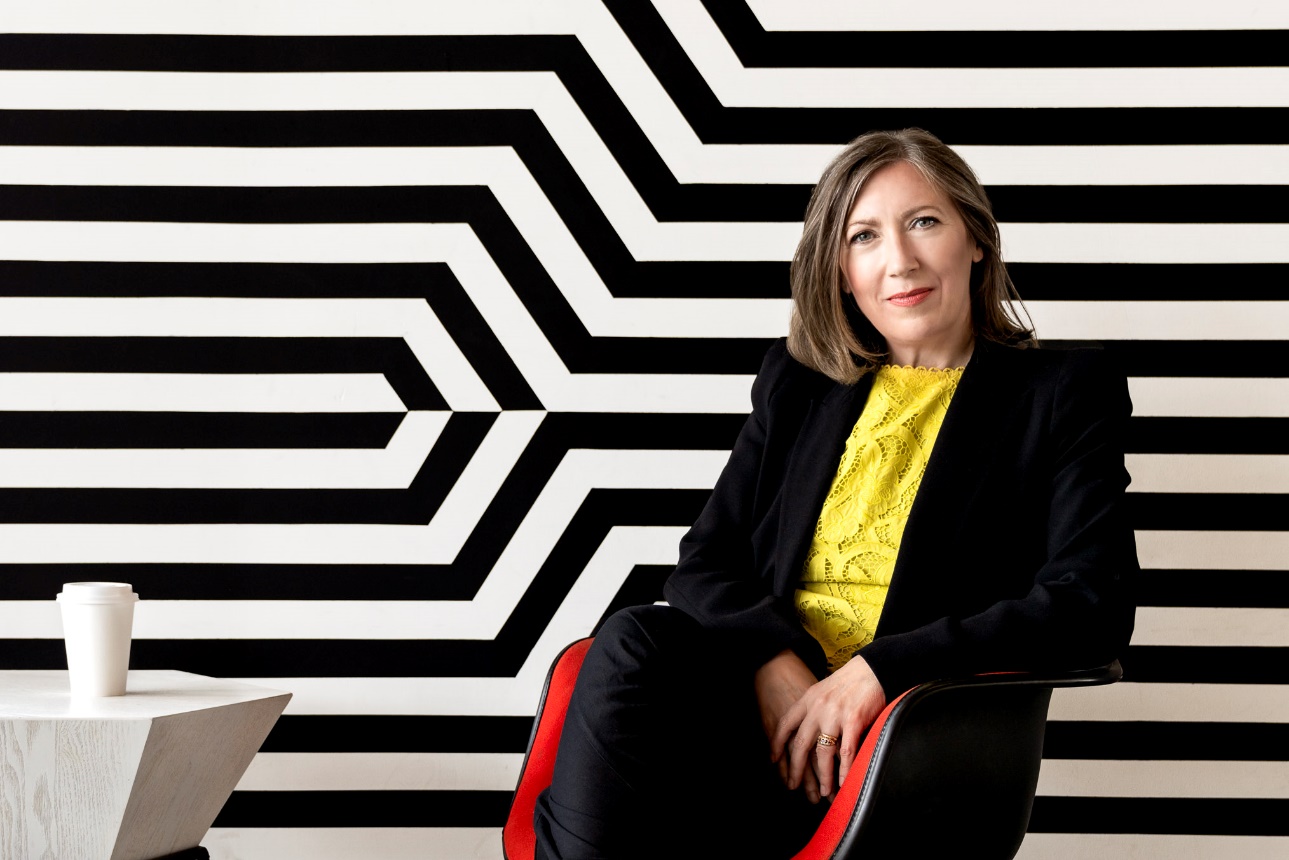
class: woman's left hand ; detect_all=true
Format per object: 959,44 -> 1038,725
771,655 -> 887,798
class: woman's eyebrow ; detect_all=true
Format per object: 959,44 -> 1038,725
847,204 -> 946,229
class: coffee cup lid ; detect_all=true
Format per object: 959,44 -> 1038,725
56,582 -> 139,603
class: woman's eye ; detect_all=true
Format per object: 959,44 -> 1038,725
850,230 -> 875,244
911,216 -> 938,229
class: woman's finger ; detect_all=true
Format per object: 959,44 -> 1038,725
837,728 -> 858,788
801,757 -> 822,804
787,725 -> 817,789
813,729 -> 840,797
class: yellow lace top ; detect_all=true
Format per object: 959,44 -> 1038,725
794,364 -> 963,672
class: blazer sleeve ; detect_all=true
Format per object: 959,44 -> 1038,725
858,348 -> 1140,698
663,339 -> 825,671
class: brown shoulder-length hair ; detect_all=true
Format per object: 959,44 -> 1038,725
787,127 -> 1036,384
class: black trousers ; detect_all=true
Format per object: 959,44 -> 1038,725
532,604 -> 827,860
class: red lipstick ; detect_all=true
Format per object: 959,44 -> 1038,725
888,288 -> 932,307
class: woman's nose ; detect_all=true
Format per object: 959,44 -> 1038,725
885,233 -> 918,277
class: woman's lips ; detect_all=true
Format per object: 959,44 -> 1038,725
888,288 -> 933,307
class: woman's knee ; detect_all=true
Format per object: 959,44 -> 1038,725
588,603 -> 702,672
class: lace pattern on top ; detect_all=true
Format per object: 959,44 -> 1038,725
793,365 -> 962,672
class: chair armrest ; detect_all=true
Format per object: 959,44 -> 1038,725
793,660 -> 1122,860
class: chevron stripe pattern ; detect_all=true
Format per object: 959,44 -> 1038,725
1,2 -> 1286,858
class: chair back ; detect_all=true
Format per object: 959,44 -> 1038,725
502,637 -> 595,860
504,642 -> 1121,860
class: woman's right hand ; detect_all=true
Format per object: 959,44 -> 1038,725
754,649 -> 830,804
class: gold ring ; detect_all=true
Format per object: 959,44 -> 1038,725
816,732 -> 838,747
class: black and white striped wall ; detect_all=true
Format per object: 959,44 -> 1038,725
1,2 -> 1285,858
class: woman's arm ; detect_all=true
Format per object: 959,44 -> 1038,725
860,348 -> 1139,699
662,339 -> 825,671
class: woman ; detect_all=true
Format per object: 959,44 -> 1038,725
532,128 -> 1138,859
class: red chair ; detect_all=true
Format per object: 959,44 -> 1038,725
503,636 -> 1121,860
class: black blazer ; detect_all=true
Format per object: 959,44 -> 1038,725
663,337 -> 1139,698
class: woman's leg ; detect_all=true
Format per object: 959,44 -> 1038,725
532,604 -> 824,859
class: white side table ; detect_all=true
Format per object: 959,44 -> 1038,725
0,670 -> 291,860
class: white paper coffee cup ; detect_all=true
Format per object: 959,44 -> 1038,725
56,582 -> 139,698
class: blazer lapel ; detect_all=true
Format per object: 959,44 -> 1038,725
774,373 -> 873,589
876,342 -> 1019,633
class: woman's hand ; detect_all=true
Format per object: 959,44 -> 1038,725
771,654 -> 887,799
753,649 -> 829,803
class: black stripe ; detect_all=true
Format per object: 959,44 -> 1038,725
5,260 -> 1287,304
1127,419 -> 1289,455
0,488 -> 710,676
213,790 -> 510,828
1029,797 -> 1289,836
0,412 -> 400,448
1010,264 -> 1289,303
215,792 -> 1289,833
9,628 -> 1283,685
424,267 -> 541,409
10,26 -> 1287,72
1122,647 -> 1289,684
600,0 -> 1289,145
1126,495 -> 1286,532
704,0 -> 1287,68
0,261 -> 453,298
262,715 -> 534,753
0,336 -> 442,410
0,263 -> 538,408
1044,341 -> 1289,378
1137,570 -> 1289,608
987,186 -> 1288,224
599,564 -> 674,631
2,32 -> 1281,147
0,412 -> 497,524
0,412 -> 742,526
3,182 -> 1284,226
1044,721 -> 1289,761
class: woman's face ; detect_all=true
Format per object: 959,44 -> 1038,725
841,160 -> 982,368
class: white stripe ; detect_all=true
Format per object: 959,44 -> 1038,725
2,74 -> 1287,192
0,296 -> 497,412
1036,759 -> 1289,799
954,145 -> 1289,186
1131,607 -> 1289,648
236,752 -> 522,792
0,411 -> 445,489
0,219 -> 796,332
0,0 -> 580,35
1048,682 -> 1289,723
1025,301 -> 1289,340
0,227 -> 771,412
3,217 -> 1283,281
3,144 -> 1287,194
0,516 -> 1276,579
204,829 -> 504,860
1127,454 -> 1289,494
747,0 -> 1289,30
1001,223 -> 1289,264
14,578 -> 1289,650
1136,530 -> 1288,571
10,558 -> 1284,649
7,0 -> 1283,34
1127,378 -> 1289,419
0,373 -> 403,413
0,19 -> 1280,111
7,12 -> 1288,186
0,451 -> 700,566
1017,834 -> 1289,860
660,0 -> 1289,108
244,677 -> 1289,721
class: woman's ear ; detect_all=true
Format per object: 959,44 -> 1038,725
972,244 -> 984,263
